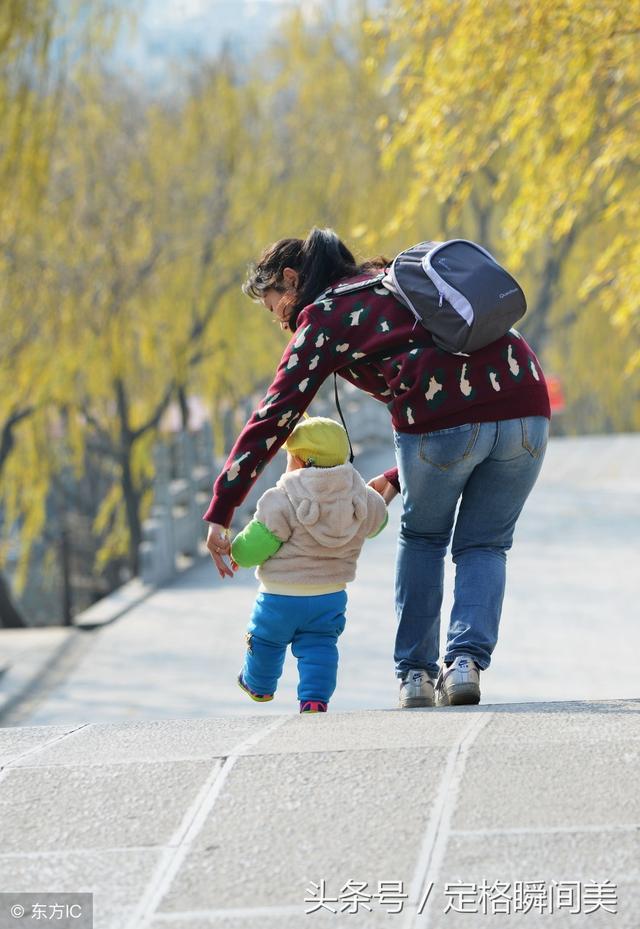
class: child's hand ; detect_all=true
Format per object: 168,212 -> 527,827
231,557 -> 239,572
367,474 -> 399,504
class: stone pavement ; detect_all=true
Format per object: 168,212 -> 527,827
0,435 -> 638,928
0,700 -> 638,928
3,435 -> 639,726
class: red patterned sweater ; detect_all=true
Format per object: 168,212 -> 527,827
204,275 -> 550,526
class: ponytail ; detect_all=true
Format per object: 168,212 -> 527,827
291,228 -> 358,328
244,227 -> 389,330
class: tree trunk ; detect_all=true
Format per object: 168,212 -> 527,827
120,445 -> 142,576
0,570 -> 26,628
114,378 -> 142,577
524,227 -> 579,353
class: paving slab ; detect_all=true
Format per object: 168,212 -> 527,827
0,759 -> 215,854
8,716 -> 270,767
440,828 -> 640,882
0,723 -> 82,768
454,741 -> 640,830
242,707 -> 478,754
485,698 -> 640,742
0,849 -> 161,929
158,748 -> 446,912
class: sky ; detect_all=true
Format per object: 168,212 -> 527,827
117,0 -> 317,83
112,0 -> 382,90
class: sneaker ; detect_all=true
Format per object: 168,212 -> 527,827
435,655 -> 481,706
399,669 -> 435,708
300,700 -> 328,713
237,673 -> 274,702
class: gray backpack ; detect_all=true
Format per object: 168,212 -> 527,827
330,238 -> 526,354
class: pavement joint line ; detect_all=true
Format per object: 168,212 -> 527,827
0,723 -> 89,774
449,825 -> 640,837
402,710 -> 494,929
128,714 -> 290,929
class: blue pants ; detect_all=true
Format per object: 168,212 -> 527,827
394,416 -> 548,679
242,590 -> 347,703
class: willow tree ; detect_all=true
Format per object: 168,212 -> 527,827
374,0 -> 640,430
0,1 -> 122,624
34,56 -> 289,576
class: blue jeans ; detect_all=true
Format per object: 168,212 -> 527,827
394,416 -> 548,679
243,590 -> 347,702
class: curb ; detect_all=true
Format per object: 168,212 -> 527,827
72,577 -> 155,630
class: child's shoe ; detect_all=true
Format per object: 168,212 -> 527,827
300,700 -> 328,713
237,673 -> 274,702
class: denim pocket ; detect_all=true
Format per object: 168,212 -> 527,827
419,422 -> 481,471
521,416 -> 549,458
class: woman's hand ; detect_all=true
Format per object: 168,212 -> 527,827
206,523 -> 234,579
367,474 -> 399,504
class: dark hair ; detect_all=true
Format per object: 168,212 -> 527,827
243,227 -> 389,330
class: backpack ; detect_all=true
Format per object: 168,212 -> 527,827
328,238 -> 527,354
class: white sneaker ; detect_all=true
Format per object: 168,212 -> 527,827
399,669 -> 435,708
435,655 -> 481,706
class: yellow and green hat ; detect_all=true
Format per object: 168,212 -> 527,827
284,416 -> 350,468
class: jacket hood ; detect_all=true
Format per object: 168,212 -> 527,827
277,463 -> 369,548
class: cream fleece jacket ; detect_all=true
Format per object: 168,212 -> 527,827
253,463 -> 387,589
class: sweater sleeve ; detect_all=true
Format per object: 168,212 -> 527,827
384,466 -> 401,493
202,307 -> 349,527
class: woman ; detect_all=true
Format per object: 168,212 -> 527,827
204,228 -> 550,707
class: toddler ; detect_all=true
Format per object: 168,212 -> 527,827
231,416 -> 387,713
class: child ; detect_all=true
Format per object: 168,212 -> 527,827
231,416 -> 388,713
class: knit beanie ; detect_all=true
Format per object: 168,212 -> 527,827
284,416 -> 350,468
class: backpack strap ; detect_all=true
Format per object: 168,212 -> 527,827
333,372 -> 354,464
326,271 -> 386,297
322,272 -> 387,462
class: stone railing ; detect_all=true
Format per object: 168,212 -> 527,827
139,425 -> 216,587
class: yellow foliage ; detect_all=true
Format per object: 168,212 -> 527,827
375,0 -> 640,405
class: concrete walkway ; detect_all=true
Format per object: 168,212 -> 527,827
0,435 -> 638,929
3,435 -> 639,726
0,700 -> 638,928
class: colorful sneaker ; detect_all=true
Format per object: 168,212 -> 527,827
399,669 -> 435,708
237,673 -> 274,702
300,700 -> 328,713
435,655 -> 481,706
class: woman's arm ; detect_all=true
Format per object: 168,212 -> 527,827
203,312 -> 348,528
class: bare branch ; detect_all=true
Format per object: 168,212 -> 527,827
0,406 -> 34,476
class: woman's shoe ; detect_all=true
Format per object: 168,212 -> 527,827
300,700 -> 328,713
435,655 -> 481,706
237,673 -> 274,702
399,669 -> 435,708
